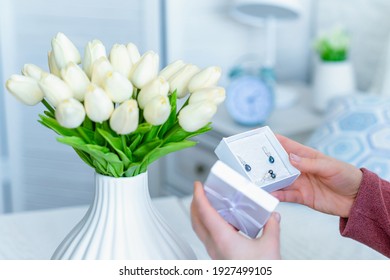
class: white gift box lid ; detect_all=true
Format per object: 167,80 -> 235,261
204,160 -> 279,238
214,126 -> 300,193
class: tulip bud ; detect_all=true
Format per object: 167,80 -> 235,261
168,64 -> 200,98
51,32 -> 81,70
178,102 -> 217,132
159,60 -> 185,80
22,64 -> 46,81
83,39 -> 107,78
48,51 -> 61,77
126,43 -> 141,65
55,98 -> 86,128
102,71 -> 133,103
130,51 -> 159,89
6,75 -> 44,106
143,95 -> 171,126
189,87 -> 226,105
109,99 -> 139,135
91,56 -> 113,86
84,84 -> 114,123
137,76 -> 169,109
109,44 -> 132,78
187,66 -> 222,93
61,62 -> 90,101
39,73 -> 73,107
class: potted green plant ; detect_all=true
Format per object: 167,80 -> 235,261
312,26 -> 356,112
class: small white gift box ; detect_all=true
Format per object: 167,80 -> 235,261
204,160 -> 279,238
214,126 -> 300,193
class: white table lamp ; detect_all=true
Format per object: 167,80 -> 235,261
230,0 -> 303,108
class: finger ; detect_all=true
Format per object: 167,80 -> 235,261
272,189 -> 304,204
289,153 -> 333,176
193,182 -> 237,238
276,134 -> 318,159
259,212 -> 281,248
190,182 -> 211,243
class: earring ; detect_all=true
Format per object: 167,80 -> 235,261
262,146 -> 275,164
237,156 -> 251,172
261,169 -> 276,182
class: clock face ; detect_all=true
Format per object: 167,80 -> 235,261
226,76 -> 274,126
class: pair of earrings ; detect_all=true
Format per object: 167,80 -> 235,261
238,146 -> 275,175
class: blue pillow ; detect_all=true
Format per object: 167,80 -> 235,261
306,94 -> 390,181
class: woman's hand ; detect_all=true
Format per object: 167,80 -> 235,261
273,135 -> 363,218
191,181 -> 281,260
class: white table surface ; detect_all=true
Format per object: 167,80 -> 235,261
0,196 -> 386,260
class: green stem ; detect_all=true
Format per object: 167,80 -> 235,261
42,99 -> 55,115
77,127 -> 91,143
121,135 -> 127,149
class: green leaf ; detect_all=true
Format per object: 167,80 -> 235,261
124,163 -> 140,177
39,115 -> 95,142
97,128 -> 131,167
129,134 -> 143,152
58,136 -> 124,177
131,123 -> 153,135
39,115 -> 78,137
158,91 -> 177,138
144,125 -> 160,142
73,148 -> 94,168
82,116 -> 94,131
145,140 -> 197,168
164,123 -> 212,144
44,110 -> 55,118
133,139 -> 162,160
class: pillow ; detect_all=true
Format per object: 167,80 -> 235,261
306,94 -> 390,181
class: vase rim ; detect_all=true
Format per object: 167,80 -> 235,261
94,171 -> 148,180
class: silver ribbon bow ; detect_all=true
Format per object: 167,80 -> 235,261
204,185 -> 264,237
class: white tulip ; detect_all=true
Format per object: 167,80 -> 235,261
109,99 -> 139,135
109,44 -> 132,78
55,98 -> 86,128
130,51 -> 159,89
22,64 -> 45,81
6,75 -> 44,106
39,73 -> 73,107
143,95 -> 171,126
188,66 -> 222,93
102,71 -> 133,103
91,56 -> 113,86
126,43 -> 141,65
61,62 -> 90,101
178,102 -> 217,132
84,84 -> 114,123
51,32 -> 81,70
137,76 -> 169,109
83,39 -> 107,78
159,60 -> 185,80
189,87 -> 226,105
48,51 -> 61,77
168,64 -> 200,98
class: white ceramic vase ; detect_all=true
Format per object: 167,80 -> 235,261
312,60 -> 356,112
51,172 -> 196,259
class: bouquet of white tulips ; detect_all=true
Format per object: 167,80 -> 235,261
6,33 -> 225,177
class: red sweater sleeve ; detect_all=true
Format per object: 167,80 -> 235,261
339,168 -> 390,258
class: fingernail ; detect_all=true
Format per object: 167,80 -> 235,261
273,212 -> 281,223
290,153 -> 301,163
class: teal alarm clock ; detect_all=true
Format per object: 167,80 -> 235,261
226,75 -> 274,126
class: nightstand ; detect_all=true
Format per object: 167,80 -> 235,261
162,83 -> 323,196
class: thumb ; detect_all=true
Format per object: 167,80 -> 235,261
260,212 -> 281,246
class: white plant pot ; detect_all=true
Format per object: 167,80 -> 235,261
312,60 -> 356,112
51,172 -> 196,260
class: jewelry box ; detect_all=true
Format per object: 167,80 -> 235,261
204,160 -> 279,238
214,126 -> 300,193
